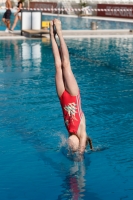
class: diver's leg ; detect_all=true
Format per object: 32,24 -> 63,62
54,19 -> 79,96
50,21 -> 65,97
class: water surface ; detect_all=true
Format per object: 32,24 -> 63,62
0,38 -> 133,199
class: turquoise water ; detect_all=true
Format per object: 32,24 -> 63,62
0,12 -> 133,30
0,37 -> 133,200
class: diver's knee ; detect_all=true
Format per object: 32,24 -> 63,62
62,59 -> 70,69
55,59 -> 62,68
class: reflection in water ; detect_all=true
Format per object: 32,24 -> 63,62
1,40 -> 12,70
32,43 -> 42,68
36,150 -> 98,199
58,161 -> 86,200
0,40 -> 42,72
22,42 -> 31,60
21,41 -> 42,68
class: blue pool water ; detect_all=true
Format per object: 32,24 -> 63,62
0,37 -> 133,200
0,12 -> 133,31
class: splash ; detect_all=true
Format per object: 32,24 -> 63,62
86,144 -> 109,153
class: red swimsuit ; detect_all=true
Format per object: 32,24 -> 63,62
60,90 -> 83,134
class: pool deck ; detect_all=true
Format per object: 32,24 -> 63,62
62,29 -> 133,38
0,29 -> 133,39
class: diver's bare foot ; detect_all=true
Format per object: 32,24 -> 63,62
53,19 -> 62,36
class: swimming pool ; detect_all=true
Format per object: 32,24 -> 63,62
0,37 -> 133,200
0,12 -> 133,31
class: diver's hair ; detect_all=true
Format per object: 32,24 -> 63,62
86,136 -> 93,150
